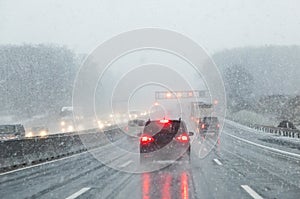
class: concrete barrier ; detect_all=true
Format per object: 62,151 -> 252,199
0,127 -> 124,172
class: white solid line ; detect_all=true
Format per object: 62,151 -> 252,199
65,187 -> 91,199
241,185 -> 263,199
224,132 -> 300,159
213,158 -> 223,165
120,160 -> 133,168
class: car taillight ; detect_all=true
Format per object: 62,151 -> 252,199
160,119 -> 169,123
217,124 -> 220,128
140,135 -> 154,145
176,133 -> 189,143
201,124 -> 205,129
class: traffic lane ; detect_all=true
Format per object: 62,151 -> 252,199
65,137 -> 256,199
217,129 -> 300,198
82,163 -> 194,199
190,136 -> 256,199
1,133 -> 254,199
222,123 -> 300,188
2,129 -> 289,199
224,121 -> 300,155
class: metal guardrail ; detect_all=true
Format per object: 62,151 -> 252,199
246,123 -> 300,139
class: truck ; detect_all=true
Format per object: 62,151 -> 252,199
190,102 -> 214,126
0,124 -> 25,140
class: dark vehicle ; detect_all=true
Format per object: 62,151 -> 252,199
0,124 -> 25,140
198,117 -> 220,136
126,119 -> 145,138
140,119 -> 193,163
278,120 -> 297,129
128,119 -> 145,127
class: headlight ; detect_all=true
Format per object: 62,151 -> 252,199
26,132 -> 33,137
67,125 -> 74,132
98,123 -> 104,129
40,131 -> 47,137
60,121 -> 65,126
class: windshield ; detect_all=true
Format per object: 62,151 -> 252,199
1,1 -> 300,199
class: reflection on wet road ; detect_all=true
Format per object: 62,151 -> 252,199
1,122 -> 300,198
142,166 -> 190,199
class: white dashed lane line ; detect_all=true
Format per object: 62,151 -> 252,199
119,160 -> 133,168
65,187 -> 91,199
213,158 -> 223,166
241,185 -> 264,199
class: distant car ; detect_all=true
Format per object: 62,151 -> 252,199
278,120 -> 297,129
0,124 -> 25,140
198,117 -> 220,136
126,119 -> 145,138
26,126 -> 49,138
140,119 -> 193,163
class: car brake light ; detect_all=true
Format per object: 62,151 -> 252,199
140,135 -> 154,145
176,133 -> 189,143
160,119 -> 169,123
201,124 -> 205,129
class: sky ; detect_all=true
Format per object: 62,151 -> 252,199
0,0 -> 299,54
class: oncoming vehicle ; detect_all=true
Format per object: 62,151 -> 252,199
0,124 -> 25,140
26,126 -> 49,138
198,117 -> 220,137
139,119 -> 193,164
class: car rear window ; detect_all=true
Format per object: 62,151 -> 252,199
143,120 -> 186,135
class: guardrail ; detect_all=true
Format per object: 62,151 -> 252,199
243,123 -> 300,139
0,126 -> 124,172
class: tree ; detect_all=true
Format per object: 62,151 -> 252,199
224,65 -> 254,112
0,44 -> 79,118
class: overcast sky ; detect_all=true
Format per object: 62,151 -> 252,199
0,0 -> 299,54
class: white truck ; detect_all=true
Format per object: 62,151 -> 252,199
190,102 -> 214,126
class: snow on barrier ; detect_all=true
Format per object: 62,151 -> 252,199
245,123 -> 300,139
0,127 -> 123,172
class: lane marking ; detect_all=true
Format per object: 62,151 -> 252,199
213,158 -> 223,165
224,132 -> 300,159
65,187 -> 91,199
120,160 -> 133,168
241,185 -> 263,199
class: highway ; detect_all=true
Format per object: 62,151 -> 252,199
1,121 -> 300,199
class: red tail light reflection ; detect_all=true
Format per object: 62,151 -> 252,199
181,172 -> 189,199
142,173 -> 151,199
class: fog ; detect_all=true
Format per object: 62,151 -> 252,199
1,0 -> 299,54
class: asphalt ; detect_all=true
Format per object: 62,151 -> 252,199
1,121 -> 300,199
